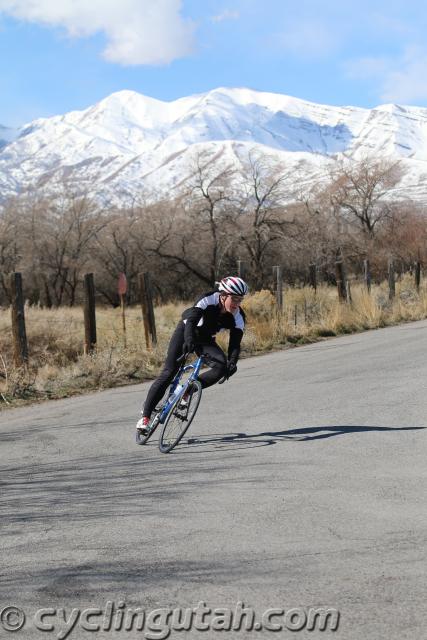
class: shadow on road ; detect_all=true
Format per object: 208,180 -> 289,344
184,425 -> 426,451
0,450 -> 237,526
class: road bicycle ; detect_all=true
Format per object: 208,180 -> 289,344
136,353 -> 207,453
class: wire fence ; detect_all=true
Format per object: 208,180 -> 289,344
2,261 -> 425,366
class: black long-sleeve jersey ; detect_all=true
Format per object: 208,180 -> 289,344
182,290 -> 246,363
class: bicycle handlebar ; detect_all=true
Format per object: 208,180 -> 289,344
176,351 -> 206,364
176,352 -> 189,364
176,350 -> 228,383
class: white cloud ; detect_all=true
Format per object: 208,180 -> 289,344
275,21 -> 339,58
380,47 -> 427,103
368,13 -> 414,39
0,0 -> 195,65
211,9 -> 239,23
343,57 -> 390,80
345,46 -> 427,104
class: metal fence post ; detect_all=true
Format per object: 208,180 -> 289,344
272,266 -> 283,313
415,261 -> 421,292
363,259 -> 371,293
388,259 -> 395,300
237,260 -> 245,279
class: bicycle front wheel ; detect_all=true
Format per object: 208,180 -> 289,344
159,380 -> 202,453
136,413 -> 160,445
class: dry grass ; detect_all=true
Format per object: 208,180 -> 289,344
1,276 -> 426,407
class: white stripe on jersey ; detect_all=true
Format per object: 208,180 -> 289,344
184,291 -> 245,332
195,292 -> 220,309
234,310 -> 245,331
182,317 -> 205,326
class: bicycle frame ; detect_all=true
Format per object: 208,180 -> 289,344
158,354 -> 205,423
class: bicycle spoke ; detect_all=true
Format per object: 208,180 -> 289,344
135,413 -> 160,445
159,381 -> 202,453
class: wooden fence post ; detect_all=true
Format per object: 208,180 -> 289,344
415,261 -> 421,292
335,260 -> 347,302
139,272 -> 157,348
272,265 -> 283,313
83,273 -> 97,354
10,272 -> 28,366
388,259 -> 395,300
309,263 -> 317,292
363,259 -> 371,293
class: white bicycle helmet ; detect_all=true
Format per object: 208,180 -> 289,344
218,276 -> 249,296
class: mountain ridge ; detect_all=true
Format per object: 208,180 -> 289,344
1,87 -> 427,205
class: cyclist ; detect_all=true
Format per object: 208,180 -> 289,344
136,276 -> 248,436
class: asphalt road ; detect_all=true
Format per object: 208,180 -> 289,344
1,320 -> 427,640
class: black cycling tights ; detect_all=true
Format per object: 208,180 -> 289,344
142,321 -> 227,418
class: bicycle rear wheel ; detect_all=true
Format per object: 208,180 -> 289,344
159,380 -> 202,453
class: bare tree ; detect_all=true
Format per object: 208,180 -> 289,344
330,157 -> 403,237
147,151 -> 237,289
236,151 -> 298,288
93,208 -> 147,305
0,200 -> 22,302
23,192 -> 108,306
378,203 -> 427,269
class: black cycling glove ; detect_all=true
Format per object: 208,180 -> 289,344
227,360 -> 238,378
183,339 -> 195,354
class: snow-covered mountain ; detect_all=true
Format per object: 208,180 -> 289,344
0,125 -> 19,151
2,87 -> 427,206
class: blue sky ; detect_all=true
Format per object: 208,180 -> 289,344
2,0 -> 427,126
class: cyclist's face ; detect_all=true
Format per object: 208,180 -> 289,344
223,294 -> 244,313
